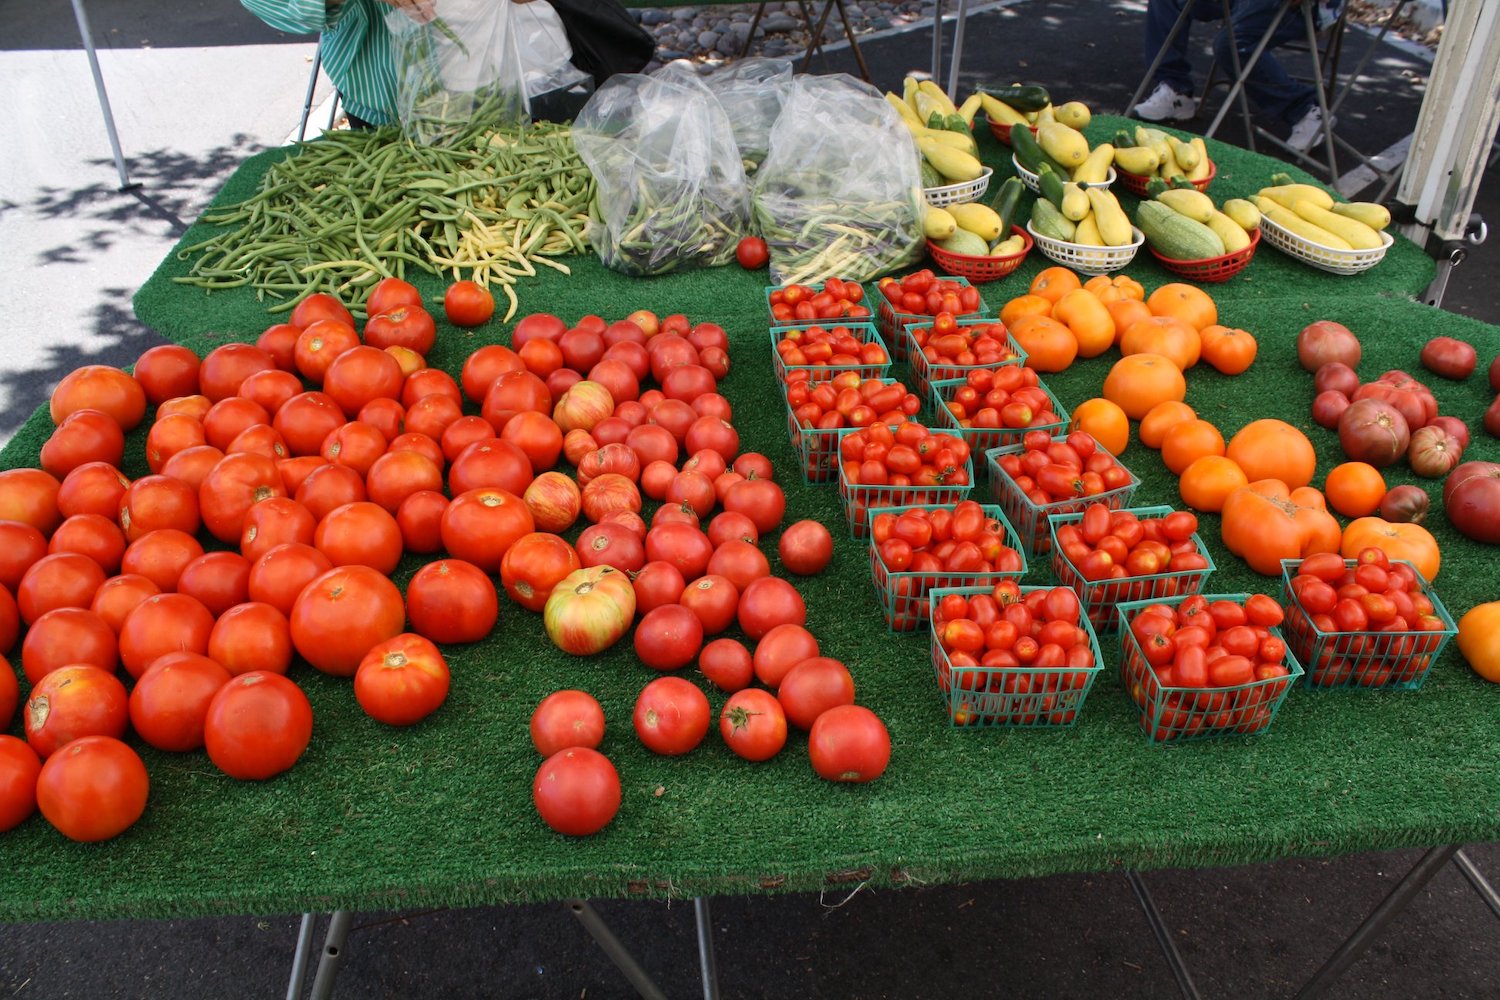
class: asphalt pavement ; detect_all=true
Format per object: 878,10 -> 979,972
2,1 -> 1498,997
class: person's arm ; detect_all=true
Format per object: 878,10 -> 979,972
239,0 -> 341,34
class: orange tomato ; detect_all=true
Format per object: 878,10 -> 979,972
999,294 -> 1054,328
1139,401 -> 1197,449
1199,325 -> 1258,375
1104,299 -> 1153,345
1102,353 -> 1186,420
1456,602 -> 1500,683
1084,274 -> 1145,302
1178,455 -> 1248,513
1009,315 -> 1078,373
1340,517 -> 1440,581
1226,419 -> 1317,490
1221,479 -> 1342,575
1051,289 -> 1115,358
1029,266 -> 1082,304
1323,462 -> 1387,518
1069,398 -> 1130,456
1120,315 -> 1201,370
1160,419 -> 1226,476
1146,283 -> 1218,330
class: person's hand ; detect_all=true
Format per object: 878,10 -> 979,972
380,0 -> 436,25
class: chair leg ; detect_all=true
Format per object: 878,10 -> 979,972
837,0 -> 873,83
801,0 -> 838,73
740,2 -> 770,59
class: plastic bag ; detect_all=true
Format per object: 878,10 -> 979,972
753,74 -> 925,285
512,0 -> 592,99
573,66 -> 750,276
701,58 -> 794,177
386,0 -> 529,145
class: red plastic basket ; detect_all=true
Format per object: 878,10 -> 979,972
867,502 -> 1026,631
929,226 -> 1033,283
1277,558 -> 1458,690
985,117 -> 1039,147
1047,505 -> 1216,633
986,435 -> 1140,555
1117,160 -> 1217,197
1149,228 -> 1260,283
904,317 -> 1024,397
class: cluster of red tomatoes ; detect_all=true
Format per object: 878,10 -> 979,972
910,317 -> 1020,381
786,375 -> 921,433
876,270 -> 984,319
938,368 -> 1062,433
1054,505 -> 1210,585
773,324 -> 889,377
993,431 -> 1134,507
930,583 -> 1097,726
837,423 -> 974,535
1122,595 -> 1294,741
1283,549 -> 1448,688
870,502 -> 1024,629
767,278 -> 872,325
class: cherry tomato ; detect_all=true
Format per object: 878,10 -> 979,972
735,236 -> 769,270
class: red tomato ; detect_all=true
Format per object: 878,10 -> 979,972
752,623 -> 820,689
0,736 -> 40,832
530,690 -> 606,756
205,601 -> 292,678
354,633 -> 450,726
708,511 -> 759,548
777,656 -> 856,730
645,523 -> 714,581
118,592 -> 215,680
444,280 -> 495,327
807,705 -> 890,783
719,688 -> 787,761
533,747 -> 620,836
737,577 -> 807,640
17,552 -> 106,625
707,539 -> 771,592
679,574 -> 738,635
289,565 -> 406,677
35,735 -> 148,841
735,236 -> 769,269
24,664 -> 129,758
203,671 -> 313,780
698,637 -> 753,692
633,604 -> 704,671
410,558 -> 503,641
633,676 -> 711,756
440,487 -> 535,572
128,652 -> 231,751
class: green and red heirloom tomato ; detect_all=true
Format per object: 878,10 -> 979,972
544,566 -> 637,655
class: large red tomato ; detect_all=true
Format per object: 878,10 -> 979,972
698,637 -> 753,692
203,671 -> 314,780
719,688 -> 787,762
544,566 -> 636,655
48,513 -> 127,576
199,343 -> 277,401
529,690 -> 605,756
722,478 -> 787,535
41,409 -> 126,479
706,540 -> 770,593
35,735 -> 149,841
678,574 -> 738,635
751,623 -> 819,689
17,552 -> 106,624
532,747 -> 620,836
313,501 -> 403,575
200,452 -> 287,543
133,344 -> 201,403
20,607 -> 117,684
354,633 -> 450,726
295,463 -> 367,521
777,520 -> 834,576
57,463 -> 129,523
118,592 -> 215,679
632,561 -> 687,615
449,439 -> 535,497
777,657 -> 856,730
207,601 -> 293,677
0,521 -> 49,592
644,523 -> 714,581
0,469 -> 62,537
175,551 -> 252,618
499,534 -> 579,614
363,304 -> 436,354
89,575 -> 159,636
120,528 -> 204,593
397,490 -> 448,554
120,474 -> 199,541
0,736 -> 40,832
273,391 -> 346,456
634,604 -> 704,671
128,652 -> 231,752
501,412 -> 564,473
575,522 -> 646,573
461,345 -> 525,404
239,496 -> 317,562
246,543 -> 333,616
481,370 -> 552,432
440,488 -> 535,572
408,558 -> 501,641
23,663 -> 128,758
633,676 -> 711,756
737,577 -> 806,641
289,565 -> 405,676
50,365 -> 147,430
807,705 -> 890,782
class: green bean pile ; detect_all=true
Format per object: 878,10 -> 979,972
174,119 -> 596,321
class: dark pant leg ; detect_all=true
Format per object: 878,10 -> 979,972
1213,0 -> 1318,124
1145,0 -> 1224,92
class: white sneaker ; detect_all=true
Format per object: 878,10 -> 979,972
1134,83 -> 1195,122
1287,105 -> 1335,153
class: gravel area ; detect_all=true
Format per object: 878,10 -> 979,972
631,1 -> 939,70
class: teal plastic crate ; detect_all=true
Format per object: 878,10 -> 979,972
1277,558 -> 1457,691
874,276 -> 990,362
927,583 -> 1106,728
765,279 -> 877,330
1115,593 -> 1304,743
986,434 -> 1140,556
1047,505 -> 1216,633
771,321 -> 891,385
782,380 -> 920,486
930,376 -> 1069,468
867,501 -> 1027,631
904,316 -> 1024,396
836,433 -> 975,539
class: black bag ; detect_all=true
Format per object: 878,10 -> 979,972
547,0 -> 656,88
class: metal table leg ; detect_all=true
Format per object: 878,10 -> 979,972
567,899 -> 669,1000
1452,849 -> 1500,922
308,910 -> 353,1000
285,913 -> 317,1000
945,0 -> 971,99
694,897 -> 721,1000
1296,844 -> 1460,999
1125,870 -> 1202,1000
68,0 -> 137,191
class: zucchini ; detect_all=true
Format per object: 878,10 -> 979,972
986,176 -> 1025,234
983,83 -> 1050,113
935,229 -> 990,257
1030,199 -> 1076,241
1136,200 -> 1224,259
1113,129 -> 1135,148
1036,162 -> 1067,209
1010,122 -> 1065,175
944,113 -> 975,139
1144,177 -> 1170,199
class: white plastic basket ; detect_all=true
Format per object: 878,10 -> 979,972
1257,215 -> 1394,275
1012,155 -> 1116,194
924,167 -> 994,207
1025,223 -> 1144,275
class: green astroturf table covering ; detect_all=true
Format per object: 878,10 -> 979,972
2,115 -> 1496,923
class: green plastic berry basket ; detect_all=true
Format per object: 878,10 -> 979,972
1047,505 -> 1216,633
904,316 -> 1023,397
782,379 -> 915,486
929,376 -> 1069,468
985,435 -> 1140,556
1115,593 -> 1304,743
867,502 -> 1027,632
771,322 -> 891,386
875,277 -> 990,362
765,280 -> 877,330
1277,558 -> 1457,691
836,441 -> 974,539
927,583 -> 1106,728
